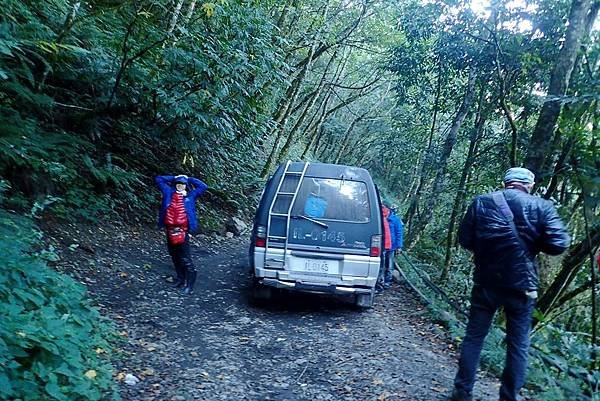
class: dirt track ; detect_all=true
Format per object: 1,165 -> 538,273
47,222 -> 500,401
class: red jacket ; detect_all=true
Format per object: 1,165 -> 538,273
165,192 -> 188,229
382,207 -> 392,250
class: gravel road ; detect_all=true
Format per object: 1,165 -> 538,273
47,223 -> 500,401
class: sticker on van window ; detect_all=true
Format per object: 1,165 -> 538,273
292,227 -> 346,244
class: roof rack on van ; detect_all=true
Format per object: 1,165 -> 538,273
264,161 -> 310,269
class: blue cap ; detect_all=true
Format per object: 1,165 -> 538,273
174,175 -> 188,184
504,167 -> 535,184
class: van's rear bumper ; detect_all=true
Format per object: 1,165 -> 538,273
259,278 -> 373,295
253,247 -> 380,289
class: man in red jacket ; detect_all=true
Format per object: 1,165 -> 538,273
155,174 -> 208,294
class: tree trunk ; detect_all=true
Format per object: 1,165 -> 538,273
333,83 -> 389,164
168,0 -> 186,33
299,48 -> 351,159
274,0 -> 296,31
293,3 -> 367,71
260,50 -> 317,176
442,87 -> 486,278
536,224 -> 600,318
524,0 -> 592,179
302,82 -> 381,159
275,49 -> 338,164
406,69 -> 477,248
318,132 -> 336,160
543,134 -> 575,200
300,94 -> 331,159
261,1 -> 333,177
333,113 -> 368,164
491,2 -> 519,166
557,279 -> 599,307
183,0 -> 198,24
404,60 -> 443,232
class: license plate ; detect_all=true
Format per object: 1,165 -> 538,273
292,258 -> 339,274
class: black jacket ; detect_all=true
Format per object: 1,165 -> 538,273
459,188 -> 570,290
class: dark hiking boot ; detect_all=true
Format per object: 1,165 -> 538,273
172,277 -> 185,288
172,263 -> 186,288
450,388 -> 472,401
182,271 -> 196,295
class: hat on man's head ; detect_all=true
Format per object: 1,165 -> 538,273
504,167 -> 535,184
174,174 -> 188,184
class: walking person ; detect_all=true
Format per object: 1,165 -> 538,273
450,167 -> 570,401
376,205 -> 393,292
155,174 -> 208,295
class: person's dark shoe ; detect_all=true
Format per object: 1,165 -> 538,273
450,388 -> 472,401
172,264 -> 186,288
182,270 -> 196,295
172,277 -> 185,288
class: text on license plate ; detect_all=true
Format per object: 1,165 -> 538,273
302,259 -> 337,273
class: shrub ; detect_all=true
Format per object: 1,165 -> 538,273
0,210 -> 116,401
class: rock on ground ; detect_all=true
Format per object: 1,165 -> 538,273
226,216 -> 248,236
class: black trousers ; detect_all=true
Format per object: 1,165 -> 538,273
166,234 -> 196,282
454,286 -> 534,401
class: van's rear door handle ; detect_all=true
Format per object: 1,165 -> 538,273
290,251 -> 343,260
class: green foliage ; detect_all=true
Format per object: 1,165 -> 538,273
0,0 -> 286,222
401,252 -> 598,401
529,324 -> 599,401
0,209 -> 116,400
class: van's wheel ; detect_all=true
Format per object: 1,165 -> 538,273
252,277 -> 272,300
355,288 -> 375,308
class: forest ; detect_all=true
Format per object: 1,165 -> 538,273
0,0 -> 598,400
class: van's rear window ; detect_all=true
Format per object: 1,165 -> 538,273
291,178 -> 370,223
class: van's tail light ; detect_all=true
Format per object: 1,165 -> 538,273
370,234 -> 381,257
255,225 -> 266,247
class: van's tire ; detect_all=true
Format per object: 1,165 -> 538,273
252,277 -> 272,300
355,289 -> 375,308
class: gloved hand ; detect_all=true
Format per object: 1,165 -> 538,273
174,174 -> 188,180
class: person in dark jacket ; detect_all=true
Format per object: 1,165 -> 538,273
450,167 -> 570,401
155,174 -> 208,295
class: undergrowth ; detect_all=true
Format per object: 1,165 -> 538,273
397,251 -> 599,401
0,206 -> 117,401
